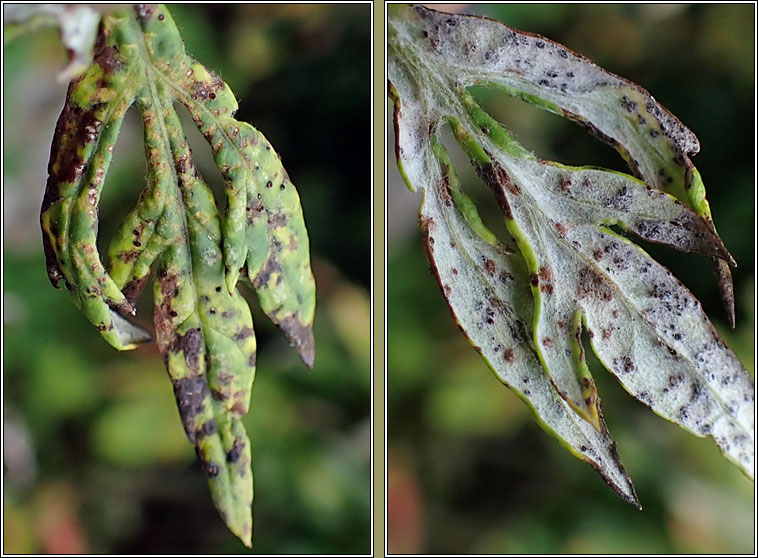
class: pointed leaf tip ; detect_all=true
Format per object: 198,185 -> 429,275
714,258 -> 736,328
226,266 -> 241,295
280,316 -> 315,368
109,309 -> 153,349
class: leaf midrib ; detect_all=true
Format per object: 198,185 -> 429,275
127,11 -> 201,321
129,12 -> 251,392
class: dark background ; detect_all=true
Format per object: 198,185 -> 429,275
3,4 -> 370,554
387,4 -> 755,554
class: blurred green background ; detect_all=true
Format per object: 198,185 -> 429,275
388,4 -> 754,554
3,4 -> 370,554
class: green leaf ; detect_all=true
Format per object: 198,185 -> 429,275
39,4 -> 316,546
389,4 -> 754,504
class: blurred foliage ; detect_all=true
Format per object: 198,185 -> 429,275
3,4 -> 370,554
388,4 -> 754,554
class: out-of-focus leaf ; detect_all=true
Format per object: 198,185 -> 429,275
92,362 -> 194,466
327,282 -> 371,366
3,4 -> 101,82
388,4 -> 754,505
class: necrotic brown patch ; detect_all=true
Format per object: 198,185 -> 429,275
171,327 -> 203,371
227,438 -> 244,463
173,375 -> 210,441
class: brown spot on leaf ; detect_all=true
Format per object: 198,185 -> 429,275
438,173 -> 453,207
253,252 -> 282,290
477,159 -> 521,198
171,327 -> 203,372
577,267 -> 613,301
230,400 -> 247,415
93,32 -> 121,75
122,275 -> 149,304
43,102 -> 101,198
192,73 -> 225,101
117,250 -> 140,263
233,327 -> 254,341
268,213 -> 288,228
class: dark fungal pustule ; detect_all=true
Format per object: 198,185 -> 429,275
499,270 -> 514,283
620,95 -> 637,113
197,419 -> 218,438
612,355 -> 635,374
227,439 -> 244,463
200,458 -> 220,478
